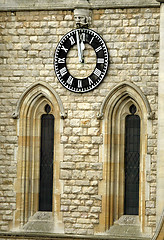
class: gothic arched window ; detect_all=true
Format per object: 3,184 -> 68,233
124,104 -> 140,215
96,82 -> 153,235
39,104 -> 54,212
13,82 -> 65,233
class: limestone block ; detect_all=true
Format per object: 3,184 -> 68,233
90,207 -> 101,213
78,206 -> 89,212
86,171 -> 102,180
88,128 -> 99,136
60,162 -> 75,169
82,187 -> 98,195
61,135 -> 68,143
61,205 -> 69,212
60,170 -> 72,180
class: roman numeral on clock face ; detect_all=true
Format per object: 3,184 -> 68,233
61,45 -> 68,53
60,67 -> 67,76
67,76 -> 74,85
80,33 -> 85,42
97,58 -> 104,64
94,68 -> 101,77
58,58 -> 65,63
89,36 -> 94,45
95,46 -> 102,52
88,77 -> 93,85
69,36 -> 75,45
78,80 -> 82,88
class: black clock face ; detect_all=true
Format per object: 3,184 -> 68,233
54,28 -> 109,93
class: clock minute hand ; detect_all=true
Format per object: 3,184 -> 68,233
81,40 -> 85,61
76,30 -> 83,63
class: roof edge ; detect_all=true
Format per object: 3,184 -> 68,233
0,0 -> 160,12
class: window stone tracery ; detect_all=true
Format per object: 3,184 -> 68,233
95,82 -> 152,235
13,82 -> 64,233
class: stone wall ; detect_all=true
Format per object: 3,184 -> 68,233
0,6 -> 160,236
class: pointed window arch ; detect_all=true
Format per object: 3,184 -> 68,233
95,82 -> 153,234
13,82 -> 65,232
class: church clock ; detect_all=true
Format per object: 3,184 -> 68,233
54,28 -> 109,93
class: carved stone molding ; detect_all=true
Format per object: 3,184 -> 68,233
12,81 -> 67,119
97,81 -> 153,121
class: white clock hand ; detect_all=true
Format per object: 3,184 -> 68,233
81,40 -> 85,61
76,30 -> 83,63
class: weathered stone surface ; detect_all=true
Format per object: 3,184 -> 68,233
22,212 -> 54,233
0,4 -> 160,238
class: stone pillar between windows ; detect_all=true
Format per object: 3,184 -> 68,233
156,0 -> 164,224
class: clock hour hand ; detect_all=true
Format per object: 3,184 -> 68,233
76,30 -> 83,63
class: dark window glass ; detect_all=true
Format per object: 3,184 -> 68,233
124,106 -> 140,215
39,108 -> 54,212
